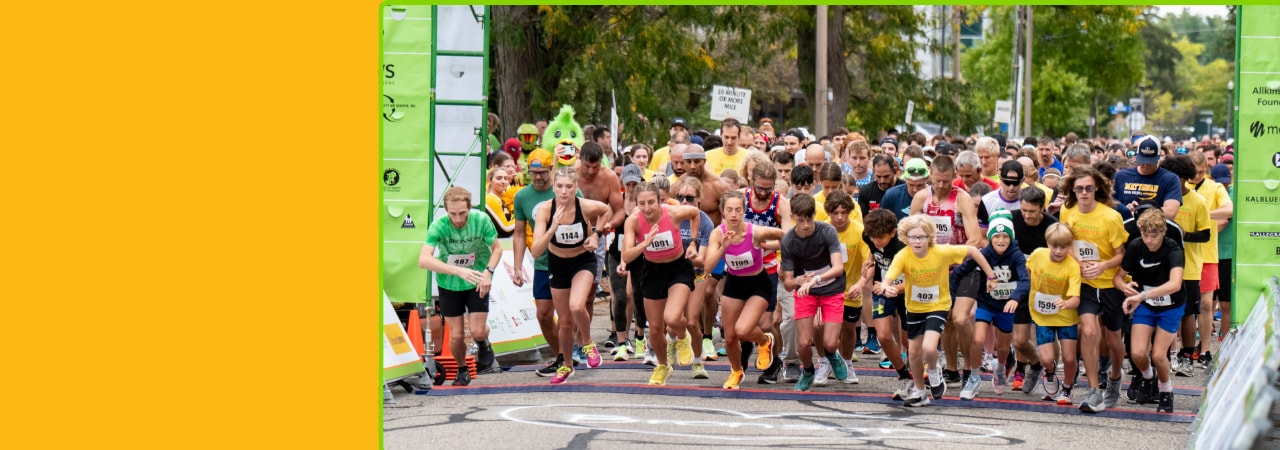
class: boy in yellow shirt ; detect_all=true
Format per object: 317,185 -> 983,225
1025,223 -> 1083,406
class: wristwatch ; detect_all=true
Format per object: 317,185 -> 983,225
485,266 -> 496,274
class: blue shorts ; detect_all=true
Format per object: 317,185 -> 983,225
533,269 -> 551,300
871,294 -> 902,319
713,259 -> 725,276
1133,303 -> 1182,334
975,303 -> 1014,334
1036,324 -> 1079,346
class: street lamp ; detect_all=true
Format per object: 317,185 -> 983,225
1227,80 -> 1234,140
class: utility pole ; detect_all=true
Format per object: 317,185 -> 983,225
1024,5 -> 1033,137
816,5 -> 829,137
1009,6 -> 1022,137
952,6 -> 962,80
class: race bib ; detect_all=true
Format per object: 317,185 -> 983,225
1034,292 -> 1061,315
840,245 -> 849,264
555,223 -> 585,245
930,216 -> 952,245
1143,285 -> 1173,307
810,265 -> 834,288
447,253 -> 476,268
725,251 -> 755,272
646,230 -> 676,252
881,269 -> 905,287
1073,240 -> 1100,262
992,282 -> 1017,300
912,284 -> 940,304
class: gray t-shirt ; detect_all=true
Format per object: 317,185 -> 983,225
780,221 -> 846,297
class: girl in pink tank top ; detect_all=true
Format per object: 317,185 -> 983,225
636,204 -> 684,262
722,223 -> 764,276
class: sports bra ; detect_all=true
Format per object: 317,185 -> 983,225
548,198 -> 588,249
637,205 -> 684,261
722,223 -> 764,276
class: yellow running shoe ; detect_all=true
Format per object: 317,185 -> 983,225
648,364 -> 672,386
676,332 -> 695,366
724,369 -> 745,389
691,363 -> 710,379
756,334 -> 774,371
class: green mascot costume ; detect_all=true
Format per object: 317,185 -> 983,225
541,105 -> 585,169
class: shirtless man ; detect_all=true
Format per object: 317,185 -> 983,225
577,142 -> 626,300
684,144 -> 731,226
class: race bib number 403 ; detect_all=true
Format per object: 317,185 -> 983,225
912,285 -> 940,304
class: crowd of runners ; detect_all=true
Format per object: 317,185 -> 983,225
421,116 -> 1237,415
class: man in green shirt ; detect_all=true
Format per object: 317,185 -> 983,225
419,186 -> 503,385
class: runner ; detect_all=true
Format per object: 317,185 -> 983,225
1189,149 -> 1233,369
621,181 -> 703,386
1008,187 -> 1057,391
815,190 -> 870,386
1159,155 -> 1212,377
910,155 -> 982,387
1025,223 -> 1083,405
608,165 -> 646,361
743,160 -> 793,384
1116,208 -> 1186,414
704,190 -> 786,389
511,149 -> 566,376
531,167 -> 613,384
865,209 -> 913,399
950,210 -> 1028,400
1058,164 -> 1128,413
781,192 -> 856,391
673,177 -> 717,377
883,215 -> 999,407
879,158 -> 929,220
417,187 -> 504,386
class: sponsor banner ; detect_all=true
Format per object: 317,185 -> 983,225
383,291 -> 426,382
1234,5 -> 1280,323
383,5 -> 433,305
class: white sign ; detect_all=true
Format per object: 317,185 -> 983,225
383,291 -> 426,382
1129,97 -> 1143,108
905,100 -> 915,128
1128,111 -> 1146,133
484,242 -> 550,355
994,100 -> 1013,124
710,85 -> 752,121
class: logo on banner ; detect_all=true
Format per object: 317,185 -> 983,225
1274,152 -> 1280,169
383,95 -> 414,122
384,168 -> 402,193
401,214 -> 416,229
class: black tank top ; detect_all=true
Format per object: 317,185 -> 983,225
548,198 -> 588,249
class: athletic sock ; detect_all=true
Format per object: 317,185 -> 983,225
867,327 -> 877,339
1158,380 -> 1172,393
897,366 -> 913,379
1142,367 -> 1154,379
703,333 -> 712,340
962,369 -> 971,380
1030,362 -> 1043,371
1016,361 -> 1028,374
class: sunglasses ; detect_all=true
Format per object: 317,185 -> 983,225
906,166 -> 928,177
1073,185 -> 1097,193
1001,179 -> 1021,186
677,195 -> 697,203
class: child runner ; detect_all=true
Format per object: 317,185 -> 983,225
951,210 -> 1029,399
781,193 -> 853,391
1026,223 -> 1084,405
1115,209 -> 1186,414
822,190 -> 870,385
883,215 -> 998,407
866,209 -> 913,400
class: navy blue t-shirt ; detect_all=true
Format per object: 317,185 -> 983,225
1112,167 -> 1183,209
879,184 -> 915,220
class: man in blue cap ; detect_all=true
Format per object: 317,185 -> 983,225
1113,136 -> 1182,220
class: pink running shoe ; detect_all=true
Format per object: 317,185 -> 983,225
584,342 -> 603,368
550,366 -> 574,384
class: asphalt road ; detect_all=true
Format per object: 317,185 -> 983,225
386,298 -> 1208,448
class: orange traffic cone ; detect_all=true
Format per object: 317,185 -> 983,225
433,322 -> 478,380
407,312 -> 426,359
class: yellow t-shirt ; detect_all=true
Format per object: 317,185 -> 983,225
885,244 -> 969,314
1059,204 -> 1127,289
836,221 -> 871,307
649,145 -> 671,173
1026,248 -> 1082,327
705,146 -> 749,177
1194,179 -> 1228,263
485,191 -> 516,238
814,190 -> 863,224
1174,189 -> 1211,280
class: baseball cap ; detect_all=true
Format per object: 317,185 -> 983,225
880,137 -> 899,147
528,148 -> 554,169
990,134 -> 1007,150
1135,136 -> 1160,165
690,135 -> 704,146
621,164 -> 644,185
671,117 -> 688,129
1211,164 -> 1232,184
903,158 -> 930,181
1000,160 -> 1025,185
935,142 -> 955,156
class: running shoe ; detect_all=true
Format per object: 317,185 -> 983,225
550,366 -> 574,384
814,359 -> 832,385
624,338 -> 637,355
1011,370 -> 1025,391
879,353 -> 892,369
603,334 -> 619,350
1056,386 -> 1074,406
724,369 -> 745,389
1157,392 -> 1174,413
865,334 -> 882,354
702,338 -> 718,361
583,342 -> 603,368
1126,375 -> 1142,403
676,332 -> 695,366
1079,388 -> 1105,413
1041,374 -> 1061,401
795,369 -> 815,391
613,345 -> 630,361
648,364 -> 671,386
892,378 -> 913,400
691,363 -> 710,380
1139,377 -> 1159,405
756,334 -> 775,371
904,388 -> 931,407
642,340 -> 658,367
992,367 -> 1007,395
1196,351 -> 1214,370
781,362 -> 801,383
959,373 -> 981,400
635,338 -> 646,357
572,345 -> 585,365
535,357 -> 563,377
452,369 -> 471,387
841,361 -> 860,384
1022,366 -> 1043,394
666,338 -> 676,367
943,369 -> 963,387
758,359 -> 783,384
827,352 -> 849,381
1175,355 -> 1194,377
928,373 -> 947,399
1103,376 -> 1122,408
981,353 -> 998,373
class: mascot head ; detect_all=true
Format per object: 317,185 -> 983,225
517,123 -> 539,153
542,105 -> 585,167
